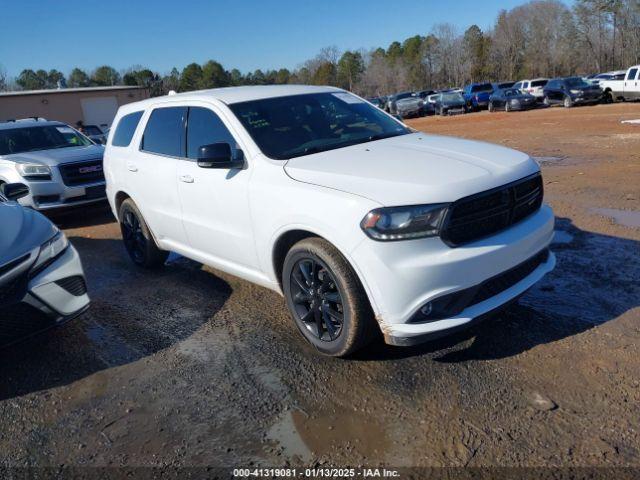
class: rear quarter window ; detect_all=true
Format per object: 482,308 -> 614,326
111,111 -> 143,147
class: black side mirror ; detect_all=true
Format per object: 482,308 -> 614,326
197,143 -> 244,169
1,183 -> 30,201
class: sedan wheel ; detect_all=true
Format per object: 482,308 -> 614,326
564,96 -> 573,108
488,102 -> 494,112
543,96 -> 550,106
505,102 -> 511,112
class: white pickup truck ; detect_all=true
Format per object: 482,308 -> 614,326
600,65 -> 640,101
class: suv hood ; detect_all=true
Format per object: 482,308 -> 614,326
4,144 -> 104,167
0,201 -> 56,266
283,133 -> 539,206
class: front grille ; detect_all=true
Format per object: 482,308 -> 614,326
441,173 -> 543,247
55,276 -> 87,296
0,270 -> 29,306
0,302 -> 55,347
58,159 -> 104,186
0,254 -> 30,277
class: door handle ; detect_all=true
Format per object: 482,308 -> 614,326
179,174 -> 194,183
127,164 -> 138,172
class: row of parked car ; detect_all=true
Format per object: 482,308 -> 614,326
368,64 -> 640,118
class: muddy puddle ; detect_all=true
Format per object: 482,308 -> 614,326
266,408 -> 389,462
591,208 -> 640,229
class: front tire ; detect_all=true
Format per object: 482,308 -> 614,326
118,199 -> 168,268
543,96 -> 550,107
505,102 -> 511,112
563,96 -> 573,108
488,102 -> 494,112
282,238 -> 377,357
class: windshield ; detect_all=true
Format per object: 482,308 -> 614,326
229,92 -> 411,160
84,126 -> 103,135
566,77 -> 590,88
0,125 -> 92,155
442,92 -> 464,102
503,88 -> 521,96
471,84 -> 493,93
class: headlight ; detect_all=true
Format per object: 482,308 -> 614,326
570,89 -> 581,95
32,230 -> 69,272
510,98 -> 521,104
361,204 -> 449,241
16,163 -> 52,179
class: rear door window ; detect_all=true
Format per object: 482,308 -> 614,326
186,107 -> 238,159
112,111 -> 143,147
627,68 -> 639,80
140,107 -> 187,157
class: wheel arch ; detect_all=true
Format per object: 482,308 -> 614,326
270,227 -> 380,317
114,190 -> 132,220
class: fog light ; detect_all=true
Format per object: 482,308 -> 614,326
420,303 -> 433,316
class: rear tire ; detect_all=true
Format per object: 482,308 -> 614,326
118,199 -> 168,269
543,96 -> 550,107
282,238 -> 377,357
603,91 -> 614,104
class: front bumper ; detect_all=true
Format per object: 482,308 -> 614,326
19,179 -> 107,210
572,95 -> 602,104
1,164 -> 106,210
1,245 -> 89,346
511,101 -> 538,110
350,205 -> 555,345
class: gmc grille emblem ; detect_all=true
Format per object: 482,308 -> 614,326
79,165 -> 102,174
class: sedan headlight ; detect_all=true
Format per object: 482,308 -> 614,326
510,98 -> 521,104
361,204 -> 449,241
32,230 -> 69,272
570,89 -> 582,95
16,163 -> 52,179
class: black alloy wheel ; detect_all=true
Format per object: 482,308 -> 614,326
118,198 -> 168,268
282,237 -> 377,356
289,257 -> 344,342
121,209 -> 146,264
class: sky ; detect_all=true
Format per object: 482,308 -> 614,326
1,0 -> 543,78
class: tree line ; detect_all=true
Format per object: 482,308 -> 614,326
1,0 -> 638,97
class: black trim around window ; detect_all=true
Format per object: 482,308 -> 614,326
138,106 -> 241,163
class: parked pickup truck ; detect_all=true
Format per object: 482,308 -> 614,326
600,65 -> 640,102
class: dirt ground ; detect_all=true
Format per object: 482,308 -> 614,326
1,103 -> 639,473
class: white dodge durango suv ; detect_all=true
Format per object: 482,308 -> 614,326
104,85 -> 555,356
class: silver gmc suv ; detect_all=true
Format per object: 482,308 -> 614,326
0,118 -> 106,210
